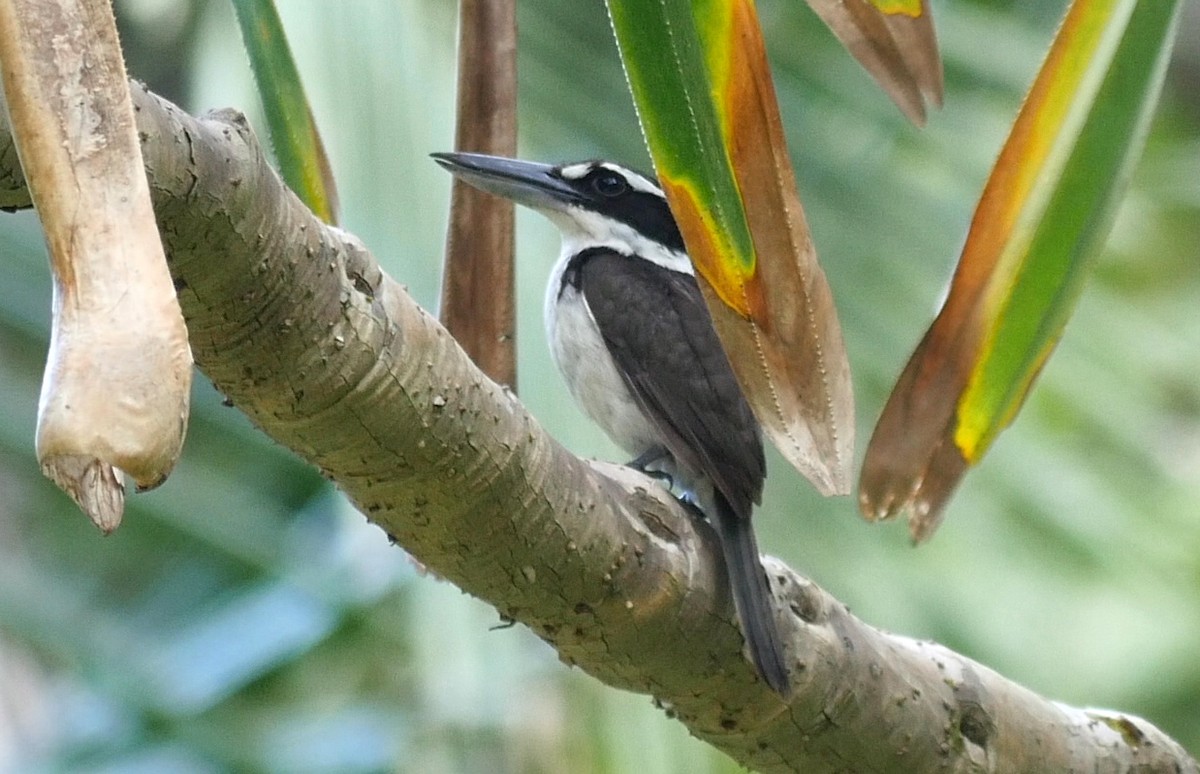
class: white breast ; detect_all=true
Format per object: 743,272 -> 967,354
544,249 -> 659,458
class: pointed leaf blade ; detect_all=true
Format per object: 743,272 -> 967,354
608,0 -> 855,495
232,0 -> 340,224
860,0 -> 1183,540
805,0 -> 942,124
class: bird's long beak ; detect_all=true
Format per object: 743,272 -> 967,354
431,152 -> 581,211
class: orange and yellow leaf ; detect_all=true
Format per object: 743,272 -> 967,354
607,0 -> 855,495
860,0 -> 1183,541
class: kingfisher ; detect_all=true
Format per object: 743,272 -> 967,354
433,152 -> 789,694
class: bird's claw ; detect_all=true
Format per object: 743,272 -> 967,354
627,445 -> 674,488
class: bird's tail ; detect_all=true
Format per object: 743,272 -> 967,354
711,492 -> 790,695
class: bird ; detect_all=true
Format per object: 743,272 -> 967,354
432,151 -> 790,695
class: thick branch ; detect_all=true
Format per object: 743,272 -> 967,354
0,85 -> 1192,774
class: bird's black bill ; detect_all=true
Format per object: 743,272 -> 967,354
432,152 -> 582,210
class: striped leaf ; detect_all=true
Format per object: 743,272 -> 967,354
232,0 -> 339,224
860,0 -> 1183,540
607,0 -> 855,495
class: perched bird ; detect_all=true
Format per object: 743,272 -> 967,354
432,152 -> 789,694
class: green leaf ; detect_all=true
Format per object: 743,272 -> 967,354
860,0 -> 1183,541
231,0 -> 339,224
607,0 -> 855,495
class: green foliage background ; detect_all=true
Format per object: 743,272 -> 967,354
0,0 -> 1196,771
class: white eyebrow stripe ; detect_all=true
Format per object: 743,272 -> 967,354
596,162 -> 663,196
559,162 -> 595,180
557,161 -> 665,198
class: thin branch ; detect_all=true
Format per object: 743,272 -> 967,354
0,84 -> 1192,774
439,0 -> 518,388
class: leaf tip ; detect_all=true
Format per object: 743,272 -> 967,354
858,440 -> 967,541
41,455 -> 126,533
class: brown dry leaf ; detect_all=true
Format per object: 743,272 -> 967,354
0,0 -> 193,531
805,0 -> 942,124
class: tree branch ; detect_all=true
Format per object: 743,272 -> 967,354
0,84 -> 1192,774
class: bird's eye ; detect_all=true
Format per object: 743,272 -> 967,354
592,172 -> 628,197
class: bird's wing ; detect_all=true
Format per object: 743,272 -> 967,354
576,249 -> 765,518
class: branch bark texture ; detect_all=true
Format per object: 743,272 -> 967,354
0,84 -> 1192,774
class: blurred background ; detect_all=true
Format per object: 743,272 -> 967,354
0,0 -> 1197,771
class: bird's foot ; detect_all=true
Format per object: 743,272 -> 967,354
627,445 -> 673,488
627,445 -> 668,471
641,469 -> 674,488
675,493 -> 705,519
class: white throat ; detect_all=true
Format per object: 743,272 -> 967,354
539,204 -> 695,461
540,205 -> 693,277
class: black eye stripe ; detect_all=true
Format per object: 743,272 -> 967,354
592,171 -> 628,196
600,191 -> 685,253
556,162 -> 685,253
